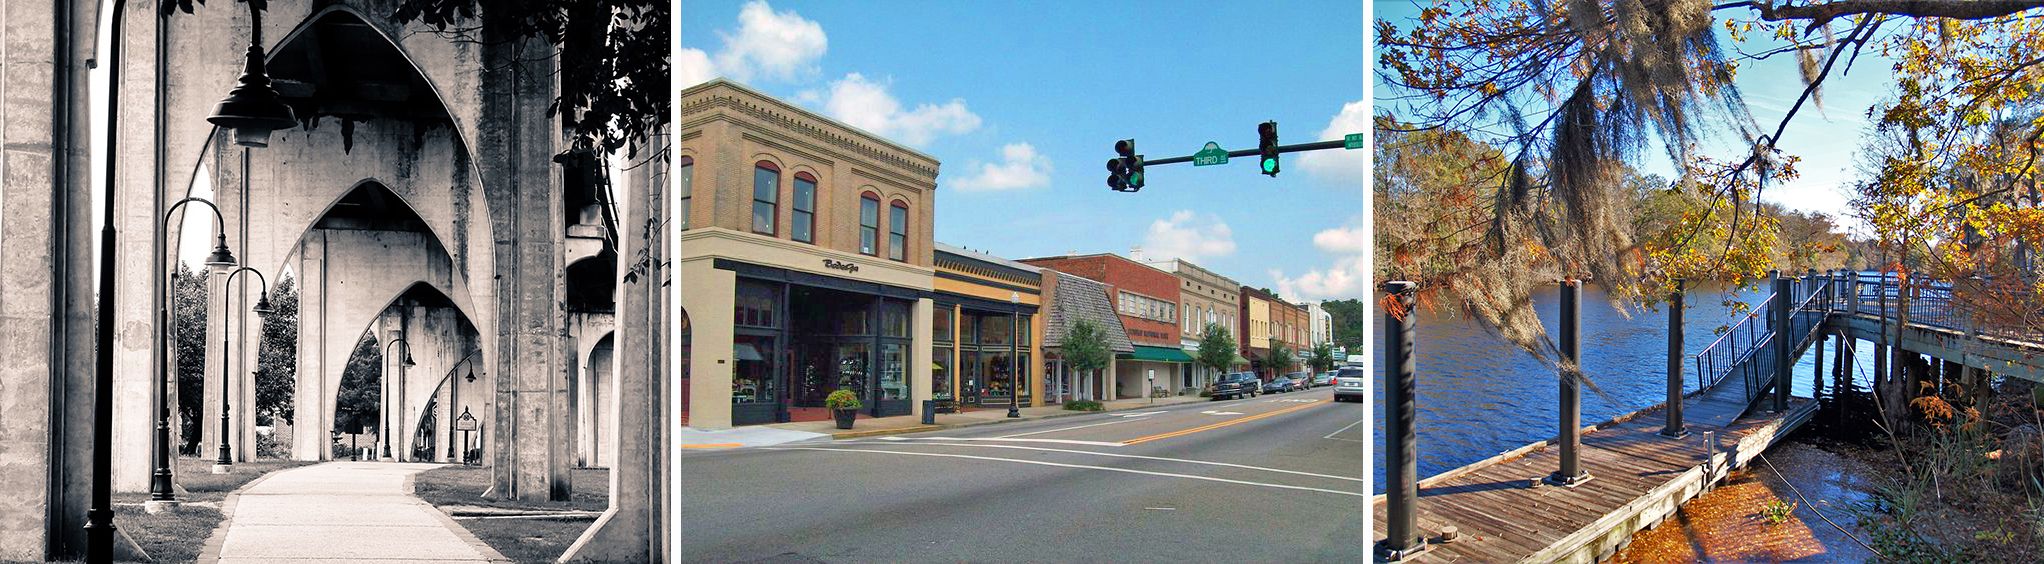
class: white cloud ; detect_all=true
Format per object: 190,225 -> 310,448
823,73 -> 981,145
1297,100 -> 1368,182
711,0 -> 828,83
1272,220 -> 1369,300
952,143 -> 1053,191
1141,211 -> 1237,263
678,47 -> 717,89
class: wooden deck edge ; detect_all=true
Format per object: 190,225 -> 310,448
1517,400 -> 1820,564
1374,398 -> 1701,505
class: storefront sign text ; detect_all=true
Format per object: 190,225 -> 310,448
823,259 -> 860,273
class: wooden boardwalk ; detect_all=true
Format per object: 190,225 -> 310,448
1372,393 -> 1819,563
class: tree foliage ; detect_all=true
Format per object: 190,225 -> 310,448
1377,0 -> 2044,355
335,333 -> 382,430
1196,323 -> 1239,374
1308,342 -> 1337,372
1061,319 -> 1112,375
1321,298 -> 1368,353
1267,339 -> 1298,375
256,274 -> 297,426
173,262 -> 208,453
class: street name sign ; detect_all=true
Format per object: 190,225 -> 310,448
1193,142 -> 1229,166
1344,133 -> 1364,150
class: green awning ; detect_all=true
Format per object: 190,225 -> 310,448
1121,345 -> 1194,363
1232,354 -> 1251,366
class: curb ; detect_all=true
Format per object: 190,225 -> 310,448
820,397 -> 1214,441
411,464 -> 517,563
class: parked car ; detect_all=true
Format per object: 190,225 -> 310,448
1311,371 -> 1335,387
1333,367 -> 1366,402
1262,376 -> 1296,394
1285,371 -> 1312,388
1209,372 -> 1262,400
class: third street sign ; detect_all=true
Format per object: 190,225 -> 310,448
1344,133 -> 1364,150
1193,142 -> 1229,166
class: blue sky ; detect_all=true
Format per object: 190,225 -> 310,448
1373,1 -> 1894,236
682,1 -> 1368,301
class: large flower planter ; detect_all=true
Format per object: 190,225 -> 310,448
833,408 -> 857,429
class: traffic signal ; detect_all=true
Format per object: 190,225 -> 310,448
1107,139 -> 1142,192
1257,121 -> 1279,177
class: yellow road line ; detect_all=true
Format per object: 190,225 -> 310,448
1120,400 -> 1323,446
681,443 -> 742,449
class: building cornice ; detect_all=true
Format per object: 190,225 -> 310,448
682,80 -> 940,183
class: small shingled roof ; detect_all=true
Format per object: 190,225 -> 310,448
1042,271 -> 1136,354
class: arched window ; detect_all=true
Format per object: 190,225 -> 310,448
859,192 -> 880,256
888,200 -> 909,262
752,161 -> 780,235
679,156 -> 694,230
792,171 -> 817,243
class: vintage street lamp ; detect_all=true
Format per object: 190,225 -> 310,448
381,337 -> 414,459
214,266 -> 272,472
444,351 -> 481,461
206,1 -> 296,147
152,197 -> 234,504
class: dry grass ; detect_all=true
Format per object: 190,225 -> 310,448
411,465 -> 612,562
113,456 -> 313,563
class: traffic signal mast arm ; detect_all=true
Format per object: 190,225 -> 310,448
1141,139 -> 1348,166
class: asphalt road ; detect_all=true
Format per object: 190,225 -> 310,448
679,386 -> 1367,563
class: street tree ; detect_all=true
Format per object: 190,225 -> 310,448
1196,323 -> 1239,377
1378,0 -> 2044,355
1308,342 -> 1337,373
335,333 -> 382,437
1267,339 -> 1298,379
1062,319 -> 1112,400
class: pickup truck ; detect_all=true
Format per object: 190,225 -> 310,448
1208,372 -> 1262,400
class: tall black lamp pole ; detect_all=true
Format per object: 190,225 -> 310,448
216,267 -> 272,470
381,337 -> 415,459
159,197 -> 234,489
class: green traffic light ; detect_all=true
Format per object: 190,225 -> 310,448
1261,158 -> 1277,173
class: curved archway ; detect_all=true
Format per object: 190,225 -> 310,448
327,281 -> 483,462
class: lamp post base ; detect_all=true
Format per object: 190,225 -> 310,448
211,463 -> 234,474
1659,426 -> 1690,439
1006,407 -> 1020,418
1544,471 -> 1594,488
142,499 -> 182,514
1375,538 -> 1429,562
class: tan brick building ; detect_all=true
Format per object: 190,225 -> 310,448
1144,258 -> 1247,389
680,79 -> 940,428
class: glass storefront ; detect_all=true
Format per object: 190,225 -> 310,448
724,272 -> 920,425
953,309 -> 1032,407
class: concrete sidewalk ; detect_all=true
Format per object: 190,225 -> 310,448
759,394 -> 1212,440
202,462 -> 504,563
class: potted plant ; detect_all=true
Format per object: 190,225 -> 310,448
826,388 -> 863,429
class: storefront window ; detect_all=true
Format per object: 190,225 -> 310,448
881,300 -> 910,338
878,343 -> 907,400
982,352 -> 1013,404
980,314 -> 1012,346
933,307 -> 953,342
1018,315 -> 1032,346
1017,352 -> 1032,403
735,280 -> 780,328
835,343 -> 870,400
732,335 -> 775,405
832,302 -> 870,336
932,347 -> 953,401
960,312 -> 978,343
961,350 -> 981,404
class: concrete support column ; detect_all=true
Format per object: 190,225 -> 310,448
292,232 -> 330,460
200,263 -> 231,462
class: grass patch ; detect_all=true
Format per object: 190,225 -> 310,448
113,456 -> 312,563
412,465 -> 613,562
1062,400 -> 1104,412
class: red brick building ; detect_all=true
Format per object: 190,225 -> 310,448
1019,254 -> 1191,398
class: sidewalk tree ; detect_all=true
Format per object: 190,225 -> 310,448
1063,319 -> 1112,394
1196,323 -> 1238,376
1268,339 -> 1297,377
1308,342 -> 1337,373
335,333 -> 382,434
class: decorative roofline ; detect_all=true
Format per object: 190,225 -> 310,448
683,79 -> 941,182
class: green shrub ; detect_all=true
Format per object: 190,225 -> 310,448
1198,388 -> 1213,398
1762,499 -> 1797,524
1063,400 -> 1103,412
825,389 -> 862,410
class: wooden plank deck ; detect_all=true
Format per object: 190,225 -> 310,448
1373,393 -> 1819,563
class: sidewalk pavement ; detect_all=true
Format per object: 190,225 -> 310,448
679,394 -> 1212,449
202,462 -> 504,563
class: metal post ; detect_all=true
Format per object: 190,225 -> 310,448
1662,279 -> 1688,438
1773,274 -> 1792,412
1377,281 -> 1425,560
1549,279 -> 1592,487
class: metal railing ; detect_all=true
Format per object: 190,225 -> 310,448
1692,277 -> 1834,404
1694,291 -> 1773,393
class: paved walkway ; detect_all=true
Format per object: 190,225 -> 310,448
680,394 -> 1214,449
205,462 -> 503,563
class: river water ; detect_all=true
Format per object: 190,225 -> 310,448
1369,281 -> 1872,491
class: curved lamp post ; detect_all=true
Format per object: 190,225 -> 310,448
444,351 -> 481,461
214,266 -> 272,471
152,196 -> 234,502
206,2 -> 297,147
381,337 -> 415,460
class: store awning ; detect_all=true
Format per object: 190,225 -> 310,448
1232,354 -> 1251,366
1121,345 -> 1193,363
734,343 -> 764,362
